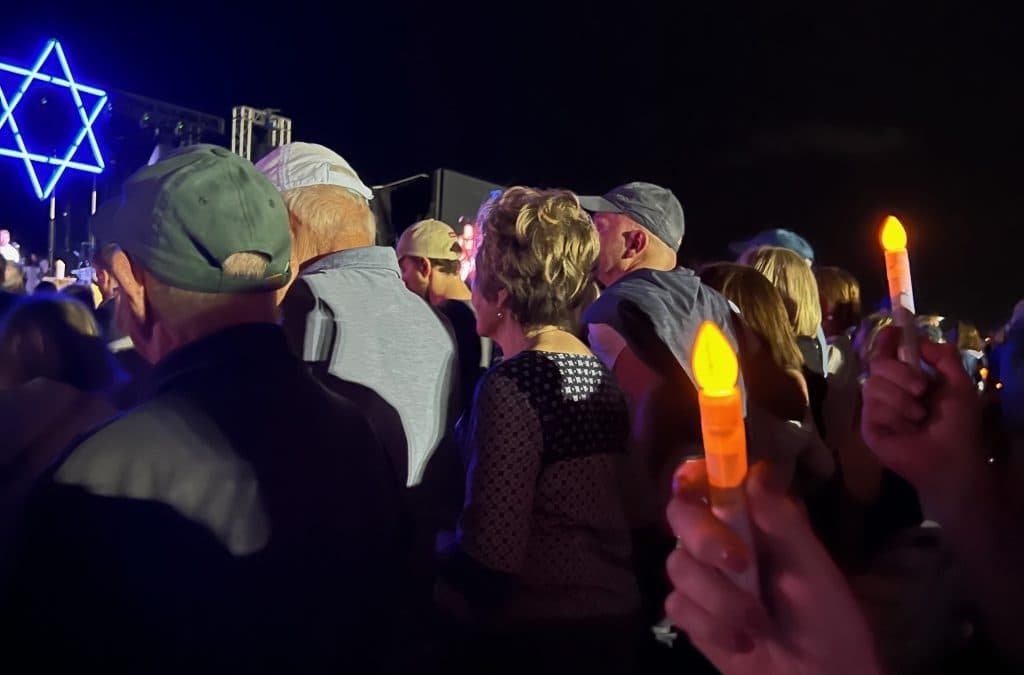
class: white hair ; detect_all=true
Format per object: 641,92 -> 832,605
281,184 -> 376,247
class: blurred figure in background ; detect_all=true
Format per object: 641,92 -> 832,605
0,258 -> 19,317
0,230 -> 20,264
62,283 -> 97,310
744,246 -> 828,432
815,266 -> 862,341
88,242 -> 149,407
700,262 -> 808,408
731,227 -> 815,266
92,243 -> 123,342
438,187 -> 640,674
699,262 -> 833,490
0,294 -> 123,565
735,229 -> 830,377
1,255 -> 25,304
952,321 -> 985,382
397,218 -> 493,418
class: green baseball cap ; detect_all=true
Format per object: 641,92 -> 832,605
91,144 -> 291,293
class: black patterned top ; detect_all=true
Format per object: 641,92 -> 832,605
455,350 -> 640,622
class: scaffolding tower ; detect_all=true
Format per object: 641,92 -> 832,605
230,106 -> 293,161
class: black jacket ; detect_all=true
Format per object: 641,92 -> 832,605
2,323 -> 408,674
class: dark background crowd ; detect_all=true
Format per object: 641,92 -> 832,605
3,4 -> 1024,675
1,141 -> 1022,674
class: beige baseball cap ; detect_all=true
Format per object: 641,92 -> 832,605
254,142 -> 373,201
396,219 -> 461,261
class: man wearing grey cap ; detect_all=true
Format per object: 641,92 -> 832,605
578,182 -> 742,633
579,181 -> 740,403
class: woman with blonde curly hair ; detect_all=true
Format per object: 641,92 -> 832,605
438,187 -> 640,673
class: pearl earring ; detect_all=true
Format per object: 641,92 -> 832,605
496,312 -> 503,319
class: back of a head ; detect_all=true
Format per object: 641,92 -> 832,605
815,266 -> 864,313
956,321 -> 984,352
255,142 -> 376,259
2,255 -> 25,295
0,294 -> 121,391
744,246 -> 822,337
475,187 -> 598,330
700,262 -> 803,372
63,283 -> 96,310
281,184 -> 375,254
90,145 -> 293,360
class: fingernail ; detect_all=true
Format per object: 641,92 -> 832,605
732,631 -> 755,653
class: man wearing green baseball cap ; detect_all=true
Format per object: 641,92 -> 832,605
4,146 -> 406,673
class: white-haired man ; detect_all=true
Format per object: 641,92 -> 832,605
256,143 -> 458,489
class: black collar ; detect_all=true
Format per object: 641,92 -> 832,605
146,323 -> 289,398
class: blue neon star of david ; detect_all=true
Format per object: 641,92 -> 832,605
0,39 -> 107,200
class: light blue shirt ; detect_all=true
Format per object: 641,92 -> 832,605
296,246 -> 457,486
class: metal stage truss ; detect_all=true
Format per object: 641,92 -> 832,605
230,106 -> 292,161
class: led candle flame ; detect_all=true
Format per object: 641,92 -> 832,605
692,322 -> 747,489
880,215 -> 919,367
881,215 -> 908,251
691,321 -> 759,597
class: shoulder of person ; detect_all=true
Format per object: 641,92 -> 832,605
53,394 -> 270,556
437,298 -> 475,323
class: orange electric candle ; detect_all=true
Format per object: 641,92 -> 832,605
692,321 -> 747,489
691,321 -> 759,597
880,216 -> 920,367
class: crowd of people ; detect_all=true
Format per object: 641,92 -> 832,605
0,141 -> 1020,674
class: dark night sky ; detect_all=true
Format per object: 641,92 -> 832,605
2,1 -> 1022,328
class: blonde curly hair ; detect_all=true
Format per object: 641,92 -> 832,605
474,187 -> 598,330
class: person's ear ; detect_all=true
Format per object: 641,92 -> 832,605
109,250 -> 147,324
496,288 -> 510,313
623,229 -> 648,259
417,256 -> 431,279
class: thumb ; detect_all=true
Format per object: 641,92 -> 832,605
745,462 -> 832,574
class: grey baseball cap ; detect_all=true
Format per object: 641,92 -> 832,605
578,182 -> 685,251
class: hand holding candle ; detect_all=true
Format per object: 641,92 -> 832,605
691,321 -> 760,597
881,215 -> 920,369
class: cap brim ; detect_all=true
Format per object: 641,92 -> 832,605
577,195 -> 624,214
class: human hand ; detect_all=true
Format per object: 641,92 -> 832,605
861,326 -> 987,504
666,460 -> 882,675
